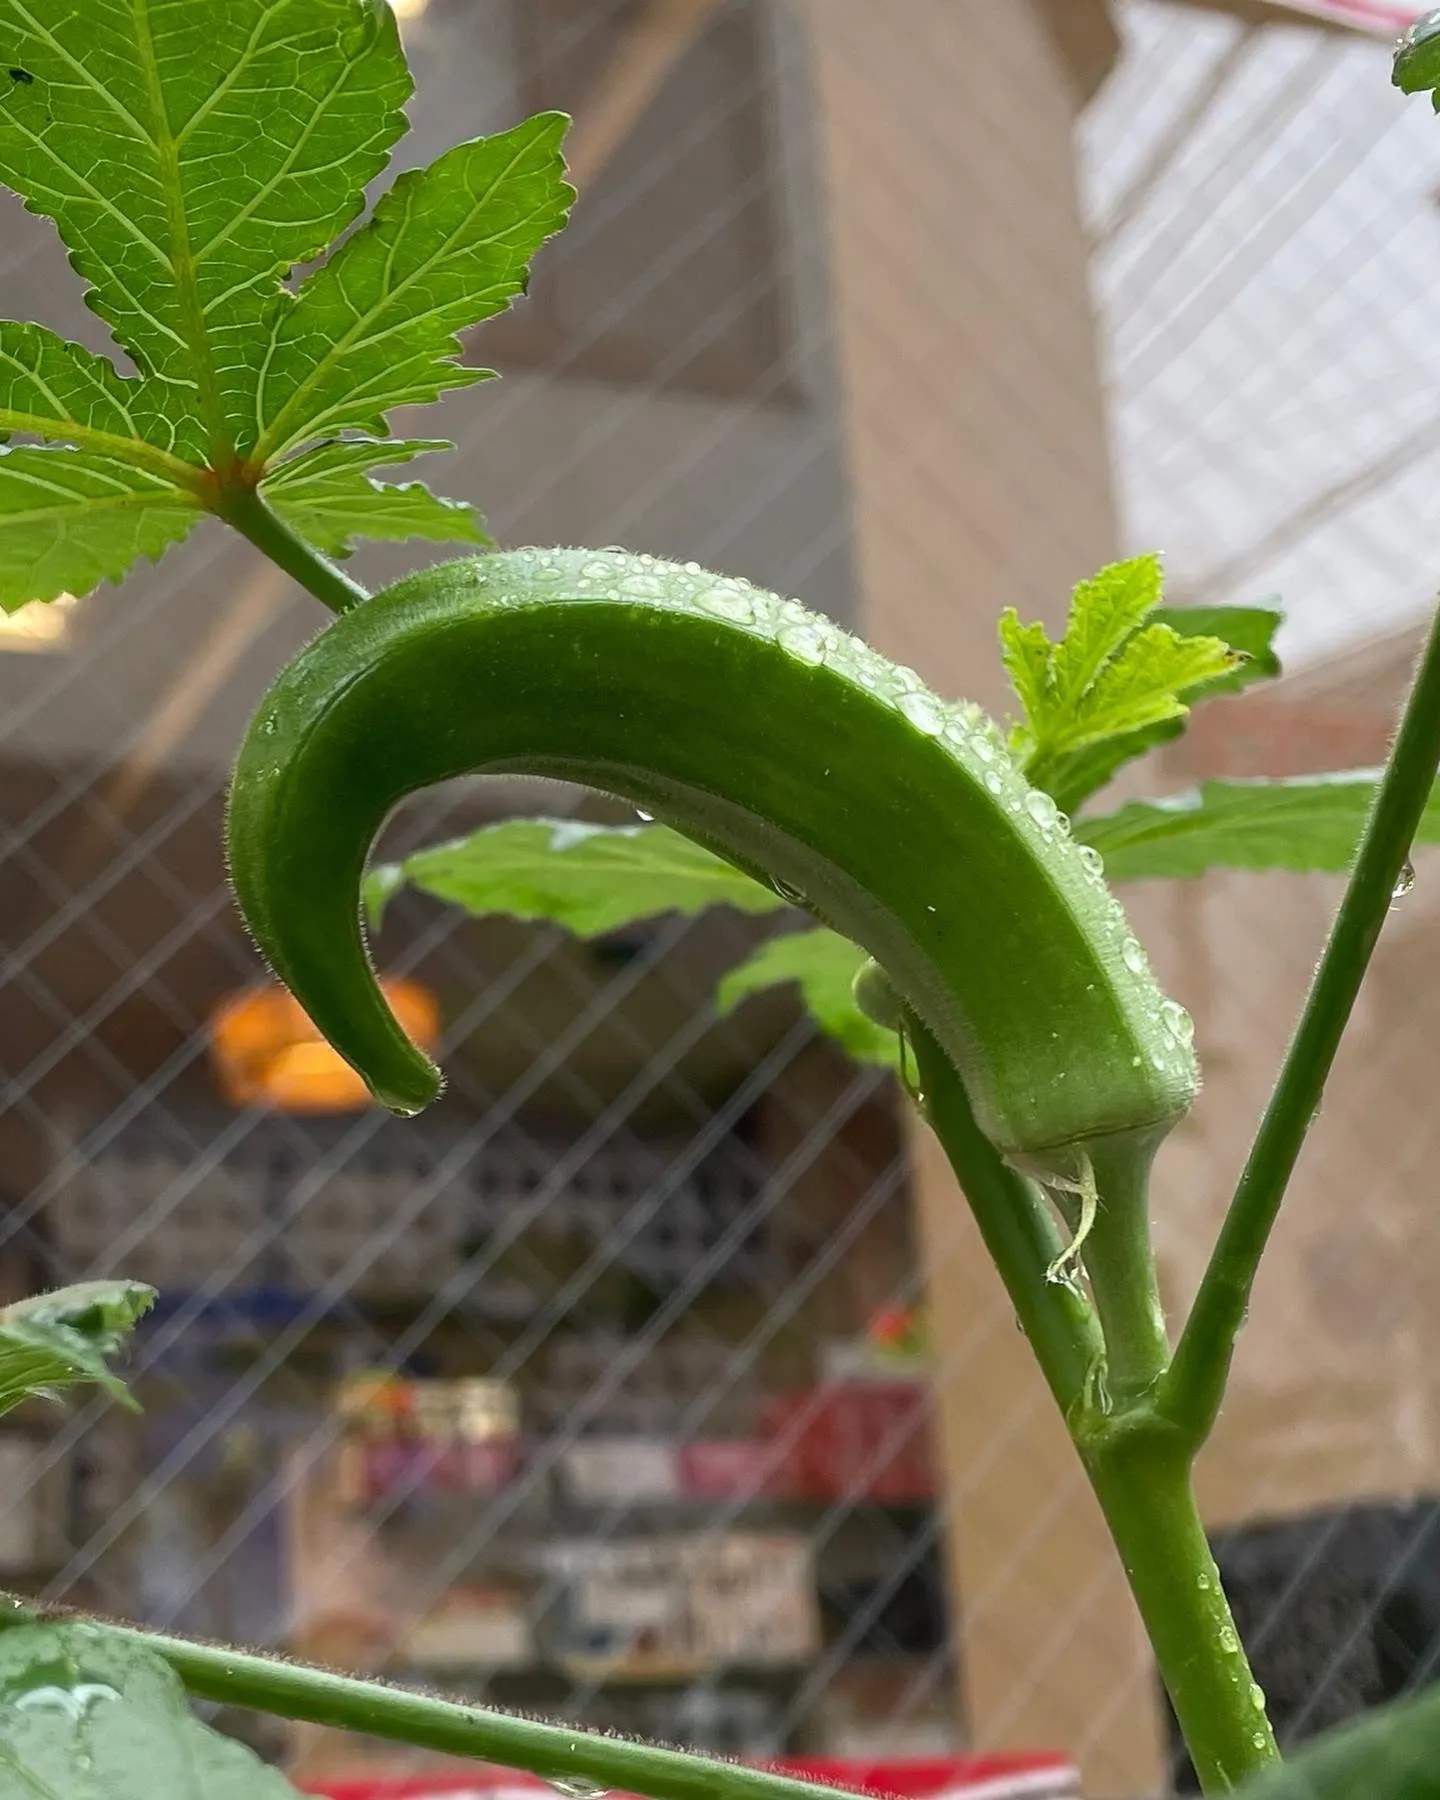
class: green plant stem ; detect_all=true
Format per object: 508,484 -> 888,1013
0,1596 -> 834,1800
1082,1136 -> 1171,1401
215,485 -> 370,615
908,1019 -> 1105,1418
1085,1441 -> 1277,1791
1162,591 -> 1440,1447
911,1025 -> 1276,1793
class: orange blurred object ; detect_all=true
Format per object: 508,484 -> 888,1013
208,978 -> 440,1113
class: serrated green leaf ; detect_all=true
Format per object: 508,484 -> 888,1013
250,114 -> 574,461
366,818 -> 784,934
261,438 -> 487,557
1045,602 -> 1285,815
0,1280 -> 155,1415
1050,552 -> 1164,711
1153,602 -> 1282,698
716,929 -> 901,1070
0,0 -> 411,459
0,449 -> 201,610
1004,554 -> 1247,804
1076,770 -> 1440,883
0,321 -> 195,474
1069,622 -> 1241,748
998,609 -> 1051,725
0,1621 -> 303,1797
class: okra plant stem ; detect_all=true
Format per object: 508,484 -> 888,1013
910,1024 -> 1277,1792
906,1019 -> 1106,1418
1080,1136 -> 1171,1403
0,1597 -> 836,1800
1085,1444 -> 1277,1791
216,485 -> 371,616
1162,590 -> 1440,1449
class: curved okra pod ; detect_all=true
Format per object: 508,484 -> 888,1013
226,549 -> 1199,1182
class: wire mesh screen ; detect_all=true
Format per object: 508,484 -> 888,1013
0,2 -> 1438,1797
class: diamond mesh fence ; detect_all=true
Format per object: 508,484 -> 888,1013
1,3 -> 1438,1797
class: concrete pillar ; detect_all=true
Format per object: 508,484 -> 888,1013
797,3 -> 1167,1791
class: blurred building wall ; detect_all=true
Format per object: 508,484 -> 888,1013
800,2 -> 1169,1793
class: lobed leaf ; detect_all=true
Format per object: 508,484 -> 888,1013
1076,771 -> 1440,883
0,321 -> 194,470
1050,551 -> 1165,713
1034,600 -> 1283,814
1074,622 -> 1247,748
0,6 -> 576,597
716,929 -> 902,1070
0,1621 -> 303,1797
997,609 -> 1050,728
0,448 -> 201,610
0,0 -> 412,457
0,1279 -> 154,1416
261,437 -> 487,557
1157,602 -> 1282,699
367,816 -> 785,933
249,113 -> 574,461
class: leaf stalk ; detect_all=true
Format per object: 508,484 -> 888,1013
216,484 -> 369,614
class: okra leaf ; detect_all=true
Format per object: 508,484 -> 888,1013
365,819 -> 896,1063
0,322 -> 192,467
1048,552 -> 1166,710
0,3 -> 568,599
0,449 -> 202,610
1158,603 -> 1283,699
1006,555 -> 1243,792
365,817 -> 786,932
715,928 -> 902,1070
249,114 -> 573,462
0,0 -> 412,455
0,1280 -> 154,1415
1016,585 -> 1283,814
1076,771 -> 1440,883
0,1622 -> 303,1798
261,438 -> 487,558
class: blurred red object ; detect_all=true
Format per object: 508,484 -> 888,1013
760,1380 -> 935,1505
675,1438 -> 776,1498
338,1437 -> 520,1504
305,1754 -> 1080,1800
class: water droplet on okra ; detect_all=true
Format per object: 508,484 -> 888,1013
781,624 -> 829,666
898,691 -> 945,736
1024,790 -> 1060,830
696,585 -> 755,623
